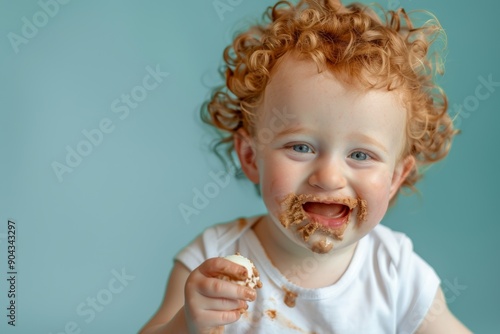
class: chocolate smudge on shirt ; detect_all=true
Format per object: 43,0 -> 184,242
282,286 -> 298,308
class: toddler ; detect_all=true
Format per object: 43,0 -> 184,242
140,0 -> 472,333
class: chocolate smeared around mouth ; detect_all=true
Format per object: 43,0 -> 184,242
279,193 -> 368,247
302,202 -> 348,218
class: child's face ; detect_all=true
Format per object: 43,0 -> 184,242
236,55 -> 414,254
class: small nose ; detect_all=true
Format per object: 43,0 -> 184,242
308,157 -> 347,191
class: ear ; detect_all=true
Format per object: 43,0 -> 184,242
234,128 -> 260,184
389,155 -> 415,200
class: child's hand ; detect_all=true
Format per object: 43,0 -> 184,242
183,257 -> 257,333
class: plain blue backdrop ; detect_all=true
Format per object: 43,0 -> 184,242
1,0 -> 499,333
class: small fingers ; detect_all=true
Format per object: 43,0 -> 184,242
207,297 -> 248,312
184,258 -> 258,330
184,296 -> 247,329
198,277 -> 256,301
198,308 -> 247,327
185,293 -> 247,313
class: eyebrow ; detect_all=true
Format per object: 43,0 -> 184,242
348,133 -> 389,154
273,126 -> 312,139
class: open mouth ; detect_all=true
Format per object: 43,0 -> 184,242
302,202 -> 352,229
279,194 -> 368,244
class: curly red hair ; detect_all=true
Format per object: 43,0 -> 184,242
202,0 -> 457,195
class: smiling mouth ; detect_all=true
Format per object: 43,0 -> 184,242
279,194 -> 368,243
302,202 -> 352,228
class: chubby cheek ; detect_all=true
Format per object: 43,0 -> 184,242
354,171 -> 393,230
258,155 -> 296,217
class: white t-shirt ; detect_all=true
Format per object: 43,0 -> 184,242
175,216 -> 440,334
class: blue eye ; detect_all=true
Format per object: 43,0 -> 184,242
292,144 -> 312,153
350,151 -> 369,160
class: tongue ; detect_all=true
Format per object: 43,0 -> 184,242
303,202 -> 346,218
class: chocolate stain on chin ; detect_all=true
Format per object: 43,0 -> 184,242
311,237 -> 333,254
279,193 -> 368,246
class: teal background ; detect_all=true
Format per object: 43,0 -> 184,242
0,0 -> 498,333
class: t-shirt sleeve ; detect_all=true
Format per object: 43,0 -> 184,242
174,224 -> 230,272
174,233 -> 206,272
396,235 -> 441,334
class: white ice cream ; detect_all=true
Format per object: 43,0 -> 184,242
224,254 -> 262,289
